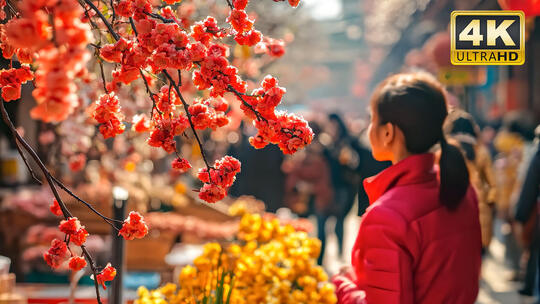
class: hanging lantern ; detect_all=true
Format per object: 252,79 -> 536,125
423,32 -> 451,68
498,0 -> 540,17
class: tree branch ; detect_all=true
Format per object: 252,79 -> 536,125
98,59 -> 109,94
13,138 -> 42,185
162,70 -> 215,174
82,0 -> 120,41
1,99 -> 104,303
144,11 -> 175,23
227,85 -> 266,122
50,175 -> 122,226
81,245 -> 102,304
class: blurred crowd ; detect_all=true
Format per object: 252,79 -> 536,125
209,109 -> 540,297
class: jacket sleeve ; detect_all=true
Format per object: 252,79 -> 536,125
355,206 -> 415,304
515,148 -> 540,223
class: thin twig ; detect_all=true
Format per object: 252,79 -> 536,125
98,60 -> 109,94
129,17 -> 138,36
162,70 -> 214,174
83,0 -> 120,41
227,85 -> 266,122
1,101 -> 71,218
139,69 -> 161,116
48,13 -> 59,47
110,0 -> 116,24
50,175 -> 122,225
81,246 -> 102,304
144,11 -> 175,23
13,139 -> 42,184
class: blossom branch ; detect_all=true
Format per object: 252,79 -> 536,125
162,70 -> 215,173
0,100 -> 104,304
227,85 -> 266,122
50,175 -> 122,226
144,11 -> 175,23
139,70 -> 162,116
80,245 -> 102,304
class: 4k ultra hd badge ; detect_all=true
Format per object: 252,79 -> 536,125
451,11 -> 525,65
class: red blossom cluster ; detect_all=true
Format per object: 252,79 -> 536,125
189,97 -> 229,130
197,156 -> 241,203
0,0 -> 5,20
155,85 -> 180,114
0,25 -> 33,64
68,153 -> 87,172
91,93 -> 125,139
193,44 -> 247,97
132,114 -> 151,133
83,0 -> 302,200
264,38 -> 286,58
50,199 -> 63,216
191,17 -> 225,46
234,30 -> 262,46
45,200 -> 146,282
68,256 -> 87,271
147,113 -> 189,153
95,263 -> 116,289
238,75 -> 313,153
58,217 -> 89,246
43,216 -> 89,271
118,211 -> 149,241
273,0 -> 301,7
171,157 -> 191,173
3,0 -> 91,122
227,9 -> 254,34
0,66 -> 33,101
43,239 -> 68,269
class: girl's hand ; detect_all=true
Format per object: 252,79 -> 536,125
332,273 -> 366,304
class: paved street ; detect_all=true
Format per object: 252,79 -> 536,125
318,203 -> 537,304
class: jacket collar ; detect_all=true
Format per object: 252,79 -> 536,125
364,153 -> 437,203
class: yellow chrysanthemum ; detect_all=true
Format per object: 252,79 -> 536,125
136,213 -> 336,304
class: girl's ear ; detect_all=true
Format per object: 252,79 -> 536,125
382,122 -> 395,147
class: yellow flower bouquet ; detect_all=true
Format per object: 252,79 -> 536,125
136,213 -> 337,304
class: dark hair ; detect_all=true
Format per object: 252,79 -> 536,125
328,113 -> 350,140
450,117 -> 478,138
445,112 -> 479,161
309,121 -> 322,139
371,72 -> 470,209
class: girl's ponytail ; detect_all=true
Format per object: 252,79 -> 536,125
438,136 -> 470,209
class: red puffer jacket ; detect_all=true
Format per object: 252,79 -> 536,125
334,153 -> 482,304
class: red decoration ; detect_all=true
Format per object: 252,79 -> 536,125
68,256 -> 87,271
118,211 -> 149,241
498,0 -> 540,17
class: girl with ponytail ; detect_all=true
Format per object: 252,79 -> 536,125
332,73 -> 482,304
